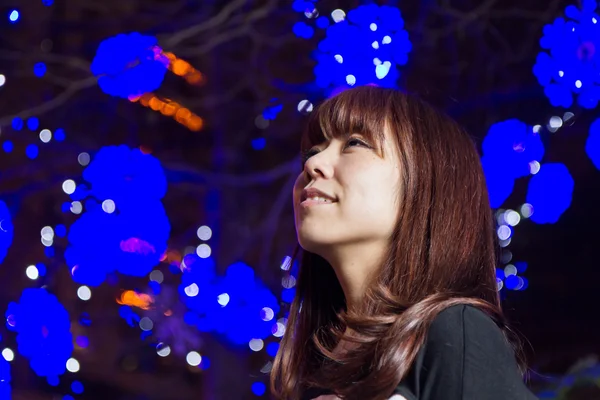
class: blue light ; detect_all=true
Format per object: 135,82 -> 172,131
586,118 -> 600,170
266,342 -> 279,357
316,16 -> 330,29
54,128 -> 66,141
36,263 -> 47,277
26,144 -> 39,159
42,0 -> 54,5
8,10 -> 19,23
5,288 -> 73,382
293,21 -> 315,39
526,163 -> 574,224
533,0 -> 600,108
180,257 -> 280,345
252,382 -> 267,396
44,246 -> 55,258
71,380 -> 84,394
11,117 -> 23,131
262,103 -> 283,120
34,63 -> 47,78
62,395 -> 74,400
251,138 -> 266,150
91,32 -> 168,99
55,224 -> 67,237
313,4 -> 411,94
2,141 -> 13,153
0,200 -> 13,265
481,156 -> 515,209
65,146 -> 170,286
27,117 -> 39,131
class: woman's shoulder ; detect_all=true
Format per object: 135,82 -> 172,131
427,303 -> 505,343
420,303 -> 518,369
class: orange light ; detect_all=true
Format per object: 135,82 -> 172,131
117,290 -> 153,310
172,59 -> 191,76
186,115 -> 204,131
149,96 -> 163,111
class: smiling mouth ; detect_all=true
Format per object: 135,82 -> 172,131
300,197 -> 337,207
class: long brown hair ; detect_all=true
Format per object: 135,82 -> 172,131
270,86 -> 526,400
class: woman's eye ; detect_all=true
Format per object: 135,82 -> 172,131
346,138 -> 369,148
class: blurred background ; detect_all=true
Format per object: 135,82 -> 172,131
0,0 -> 599,399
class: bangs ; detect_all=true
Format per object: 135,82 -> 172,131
301,87 -> 393,155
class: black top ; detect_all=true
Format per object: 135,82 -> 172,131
302,304 -> 538,400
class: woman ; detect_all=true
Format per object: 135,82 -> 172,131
269,86 -> 538,400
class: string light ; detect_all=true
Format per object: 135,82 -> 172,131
129,93 -> 204,131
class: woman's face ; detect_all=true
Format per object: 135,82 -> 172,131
293,130 -> 402,256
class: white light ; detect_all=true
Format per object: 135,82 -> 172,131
369,23 -> 377,31
593,17 -> 598,24
66,358 -> 80,373
549,116 -> 563,129
520,203 -> 534,218
575,80 -> 582,88
77,152 -> 90,166
334,54 -> 343,64
196,225 -> 212,241
217,293 -> 230,306
70,201 -> 82,214
382,35 -> 392,44
184,283 -> 199,297
149,270 -> 164,283
186,351 -> 202,366
26,265 -> 39,280
280,256 -> 292,271
532,125 -> 541,133
373,57 -> 382,66
497,278 -> 504,291
249,339 -> 264,352
281,275 -> 296,289
2,348 -> 14,362
497,225 -> 512,241
156,343 -> 171,357
346,75 -> 356,86
196,244 -> 211,258
41,237 -> 53,247
504,210 -> 521,226
62,179 -> 76,194
41,226 -> 54,241
499,238 -> 511,247
504,264 -> 518,277
558,70 -> 564,78
39,129 -> 52,143
0,74 -> 5,87
102,199 -> 116,214
331,9 -> 346,23
77,286 -> 91,301
375,62 -> 391,79
272,322 -> 286,338
261,307 -> 275,321
372,41 -> 380,49
139,317 -> 153,331
529,160 -> 541,175
9,10 -> 19,22
297,99 -> 313,114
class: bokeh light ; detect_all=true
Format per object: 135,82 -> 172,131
313,4 -> 411,95
533,0 -> 600,108
5,288 -> 73,382
526,163 -> 574,224
64,145 -> 170,286
91,33 -> 169,99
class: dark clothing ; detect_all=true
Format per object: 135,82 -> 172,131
302,304 -> 538,400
